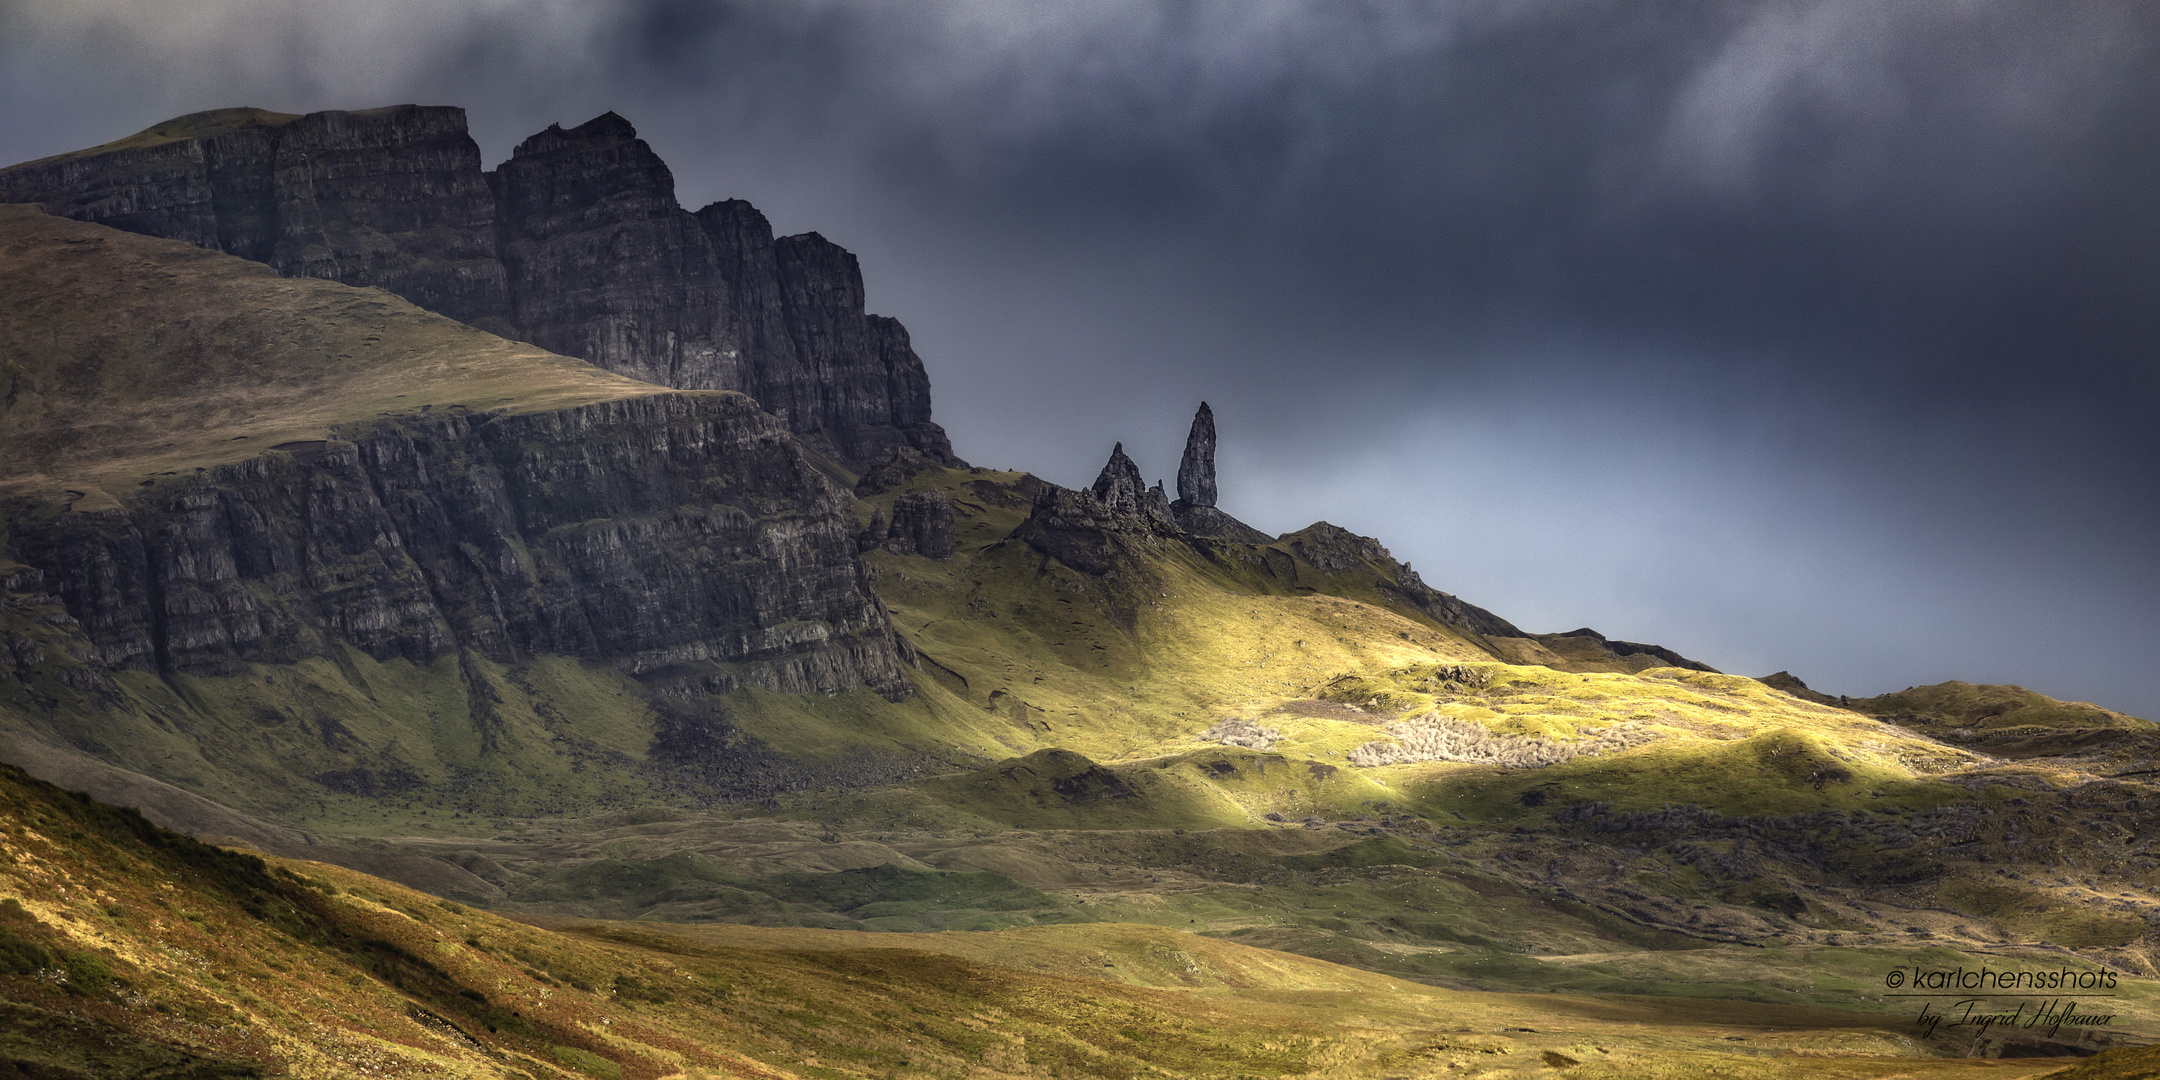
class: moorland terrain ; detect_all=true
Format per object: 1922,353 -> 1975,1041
2,106 -> 2158,1079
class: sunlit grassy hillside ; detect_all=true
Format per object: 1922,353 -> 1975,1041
6,202 -> 2160,1076
845,464 -> 1994,828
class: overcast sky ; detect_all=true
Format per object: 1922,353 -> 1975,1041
4,0 -> 2156,716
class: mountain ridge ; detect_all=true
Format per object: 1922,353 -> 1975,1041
0,104 -> 954,471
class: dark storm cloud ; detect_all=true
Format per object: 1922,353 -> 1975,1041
3,0 -> 2155,714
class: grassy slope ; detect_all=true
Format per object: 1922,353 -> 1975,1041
780,466 -> 1499,767
1850,682 -> 2160,766
0,761 -> 2102,1080
19,405 -> 2153,1016
2,108 -> 303,171
0,203 -> 670,506
842,464 -> 1984,827
0,560 -> 713,823
408,784 -> 2158,1023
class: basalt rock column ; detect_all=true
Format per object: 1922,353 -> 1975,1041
1177,402 -> 1218,508
1169,402 -> 1271,542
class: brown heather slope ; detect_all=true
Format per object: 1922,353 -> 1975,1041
0,202 -> 669,508
2038,1043 -> 2160,1079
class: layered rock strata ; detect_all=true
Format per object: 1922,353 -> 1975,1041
6,394 -> 914,700
0,106 -> 953,470
886,491 -> 959,560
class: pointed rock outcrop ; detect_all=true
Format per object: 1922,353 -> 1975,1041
1014,444 -> 1177,575
1012,484 -> 1143,576
1090,443 -> 1151,517
1758,671 -> 1838,704
1147,479 -> 1175,522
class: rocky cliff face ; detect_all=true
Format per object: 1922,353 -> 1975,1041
5,393 -> 912,700
0,107 -> 512,333
0,106 -> 953,471
885,491 -> 959,560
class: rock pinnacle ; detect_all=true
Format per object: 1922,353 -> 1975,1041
1177,402 -> 1217,508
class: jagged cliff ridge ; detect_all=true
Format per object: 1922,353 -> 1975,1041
0,105 -> 953,471
1001,404 -> 1711,667
0,206 -> 913,814
1005,406 -> 1530,644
